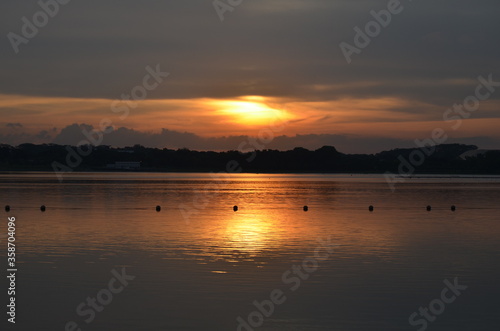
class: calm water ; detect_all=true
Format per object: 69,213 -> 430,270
1,172 -> 500,330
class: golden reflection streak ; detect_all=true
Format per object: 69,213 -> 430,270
198,208 -> 303,265
223,214 -> 278,252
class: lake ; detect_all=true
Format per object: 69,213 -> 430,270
1,172 -> 500,330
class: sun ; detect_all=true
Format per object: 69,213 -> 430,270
211,96 -> 292,126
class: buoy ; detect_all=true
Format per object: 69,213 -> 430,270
40,205 -> 46,212
5,205 -> 10,212
303,206 -> 309,212
156,205 -> 161,212
451,205 -> 456,212
233,206 -> 238,212
426,205 -> 432,212
369,205 -> 374,212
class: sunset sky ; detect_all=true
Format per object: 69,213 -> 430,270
1,0 -> 499,153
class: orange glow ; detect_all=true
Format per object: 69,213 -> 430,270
209,96 -> 294,126
2,93 -> 500,141
197,206 -> 319,259
223,214 -> 278,252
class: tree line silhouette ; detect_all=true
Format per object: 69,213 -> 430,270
0,143 -> 499,174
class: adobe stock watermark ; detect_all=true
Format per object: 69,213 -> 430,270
384,73 -> 500,191
178,116 -> 288,224
65,268 -> 135,331
340,0 -> 408,64
7,0 -> 71,54
409,277 -> 467,331
52,64 -> 170,182
236,237 -> 338,331
213,0 -> 244,22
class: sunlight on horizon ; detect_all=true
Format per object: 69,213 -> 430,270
210,96 -> 294,127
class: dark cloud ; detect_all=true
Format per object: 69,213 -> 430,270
6,123 -> 23,129
1,0 -> 499,103
47,123 -> 498,154
35,129 -> 53,140
52,123 -> 93,145
0,130 -> 52,145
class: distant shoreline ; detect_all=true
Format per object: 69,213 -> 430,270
1,143 -> 499,176
2,169 -> 500,179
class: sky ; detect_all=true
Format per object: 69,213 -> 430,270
1,0 -> 499,154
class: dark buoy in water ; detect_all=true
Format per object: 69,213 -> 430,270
5,205 -> 10,212
303,206 -> 309,212
156,205 -> 161,212
369,205 -> 374,212
233,205 -> 238,212
426,205 -> 432,212
40,205 -> 46,212
451,205 -> 456,212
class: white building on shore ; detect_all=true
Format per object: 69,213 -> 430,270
106,161 -> 141,170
